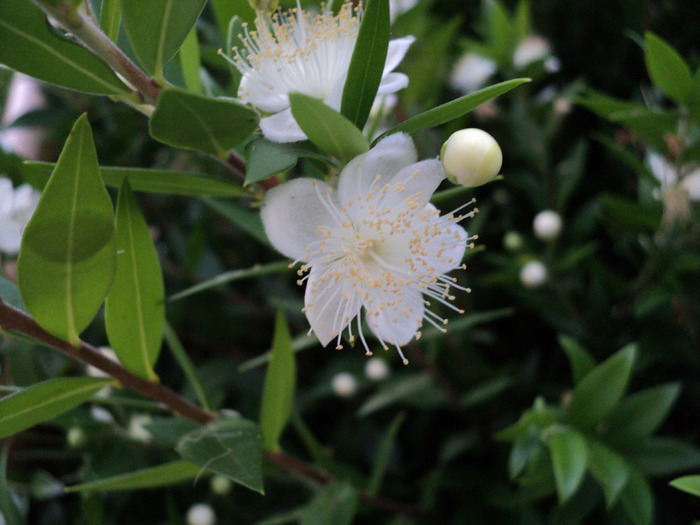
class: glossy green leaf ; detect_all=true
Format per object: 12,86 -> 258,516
548,428 -> 588,503
65,460 -> 200,492
340,0 -> 390,129
375,78 -> 530,144
23,161 -> 244,197
99,0 -> 122,42
177,417 -> 264,494
644,32 -> 692,104
619,467 -> 653,525
289,93 -> 369,164
17,114 -> 117,345
0,377 -> 112,439
587,440 -> 630,508
300,482 -> 359,525
179,29 -> 202,93
567,344 -> 636,430
260,311 -> 295,452
0,0 -> 128,95
150,88 -> 259,157
104,180 -> 164,381
670,475 -> 700,498
121,0 -> 207,77
604,383 -> 680,440
558,335 -> 595,385
244,139 -> 302,185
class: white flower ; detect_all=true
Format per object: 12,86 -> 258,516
440,128 -> 502,188
186,504 -> 217,525
261,134 -> 474,363
332,372 -> 358,397
127,414 -> 153,443
389,0 -> 419,23
365,356 -> 391,380
647,152 -> 700,200
0,178 -> 41,257
228,2 -> 414,143
519,260 -> 548,288
449,53 -> 497,94
513,35 -> 556,70
533,210 -> 563,241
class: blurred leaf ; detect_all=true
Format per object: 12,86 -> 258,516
610,110 -> 677,152
201,197 -> 269,246
619,467 -> 653,525
105,180 -> 164,381
600,195 -> 661,234
687,70 -> 700,124
376,79 -> 529,143
300,482 -> 359,525
485,0 -> 515,65
556,141 -> 587,212
496,397 -> 558,442
587,440 -> 630,508
150,88 -> 259,157
358,373 -> 446,417
179,28 -> 202,93
17,114 -> 116,345
627,437 -> 700,477
177,417 -> 264,494
211,0 -> 254,35
567,344 -> 636,430
163,322 -> 213,411
513,0 -> 530,43
669,475 -> 700,498
65,460 -> 200,492
99,0 -> 121,42
225,15 -> 245,91
340,0 -> 390,129
367,412 -> 405,495
558,335 -> 595,385
244,139 -> 303,185
0,276 -> 25,312
461,376 -> 513,407
143,417 -> 200,447
576,90 -> 644,119
508,432 -> 540,479
260,311 -> 295,452
0,442 -> 23,525
603,383 -> 680,441
548,427 -> 588,503
0,377 -> 112,439
0,0 -> 129,95
121,0 -> 207,77
644,32 -> 691,104
23,162 -> 245,197
289,93 -> 369,164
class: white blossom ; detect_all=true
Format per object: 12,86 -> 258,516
533,210 -> 563,241
520,260 -> 548,288
449,53 -> 497,94
261,134 -> 475,363
440,128 -> 502,188
365,356 -> 391,380
647,152 -> 700,200
227,2 -> 414,143
513,35 -> 558,71
332,372 -> 358,397
0,177 -> 41,257
186,504 -> 217,525
127,414 -> 153,443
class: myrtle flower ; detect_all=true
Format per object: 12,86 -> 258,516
227,2 -> 414,143
647,152 -> 700,200
260,134 -> 475,363
0,177 -> 41,258
449,52 -> 497,94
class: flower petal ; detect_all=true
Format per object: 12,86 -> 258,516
365,285 -> 424,347
376,73 -> 409,95
304,263 -> 362,346
384,36 -> 415,74
682,169 -> 700,200
424,211 -> 469,274
377,159 -> 446,211
260,178 -> 339,261
337,133 -> 417,207
260,109 -> 308,143
0,219 -> 22,254
238,74 -> 290,113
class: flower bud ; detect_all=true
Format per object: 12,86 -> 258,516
186,503 -> 216,525
533,210 -> 562,241
66,427 -> 87,448
441,129 -> 502,188
210,475 -> 232,495
503,231 -> 524,251
331,372 -> 358,398
365,357 -> 390,381
519,261 -> 548,288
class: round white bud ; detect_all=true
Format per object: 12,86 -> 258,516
331,372 -> 358,398
533,210 -> 563,241
186,503 -> 216,525
519,261 -> 548,288
364,357 -> 390,381
66,427 -> 87,448
440,128 -> 503,188
210,475 -> 232,495
503,231 -> 524,251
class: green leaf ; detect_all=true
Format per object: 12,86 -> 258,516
587,440 -> 630,508
300,482 -> 359,525
65,460 -> 200,492
150,88 -> 259,157
120,0 -> 207,77
374,79 -> 530,143
548,427 -> 588,503
260,311 -> 295,452
0,0 -> 128,95
179,28 -> 202,93
340,0 -> 390,129
17,114 -> 117,345
0,275 -> 25,312
201,197 -> 269,246
289,93 -> 369,164
0,443 -> 23,525
558,335 -> 596,385
366,412 -> 405,495
603,383 -> 680,440
670,475 -> 700,498
619,467 -> 653,525
358,373 -> 446,417
567,343 -> 636,430
687,70 -> 700,124
644,32 -> 692,104
104,180 -> 164,381
0,377 -> 112,439
176,417 -> 264,494
99,0 -> 122,43
23,162 -> 244,197
244,139 -> 303,185
211,0 -> 254,35
627,437 -> 700,477
163,323 -> 213,412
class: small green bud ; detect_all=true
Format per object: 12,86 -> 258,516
210,474 -> 232,495
66,427 -> 87,448
503,231 -> 524,251
441,128 -> 503,188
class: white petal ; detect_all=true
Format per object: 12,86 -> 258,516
365,286 -> 424,346
238,74 -> 290,113
0,219 -> 22,254
337,133 -> 417,207
682,170 -> 700,200
425,212 -> 468,274
384,36 -> 415,74
304,263 -> 362,346
259,109 -> 308,143
647,151 -> 677,187
376,73 -> 409,95
260,178 -> 339,261
377,158 -> 445,211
